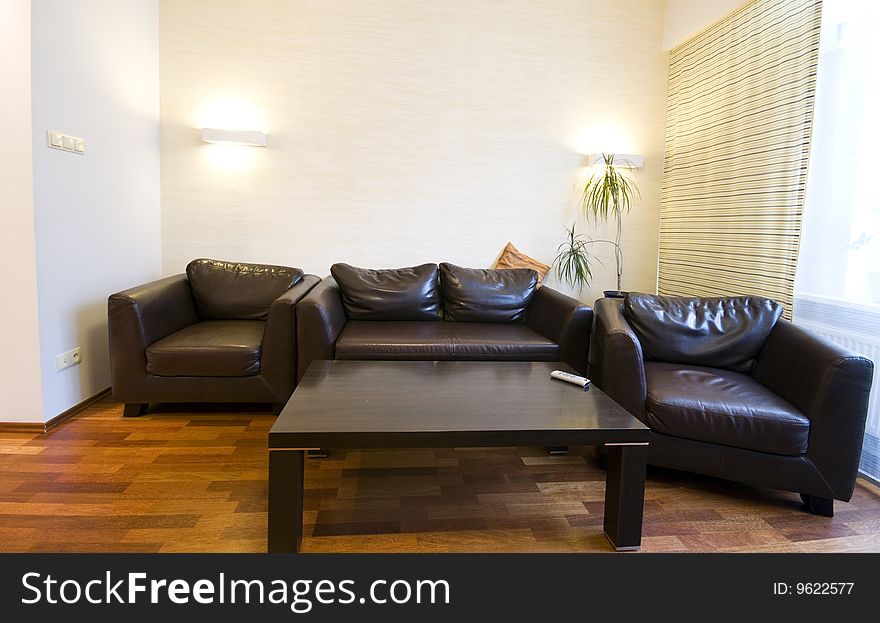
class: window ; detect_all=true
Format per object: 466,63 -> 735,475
795,0 -> 880,483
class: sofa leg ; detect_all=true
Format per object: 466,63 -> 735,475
123,403 -> 149,417
546,446 -> 569,456
801,493 -> 834,517
307,449 -> 328,459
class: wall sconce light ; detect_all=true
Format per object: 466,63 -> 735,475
201,128 -> 267,147
588,153 -> 644,168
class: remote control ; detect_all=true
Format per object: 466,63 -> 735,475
550,370 -> 591,390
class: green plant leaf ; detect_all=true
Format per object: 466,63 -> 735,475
577,153 -> 641,290
552,223 -> 597,291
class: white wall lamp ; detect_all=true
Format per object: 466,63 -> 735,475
201,128 -> 267,147
588,153 -> 644,168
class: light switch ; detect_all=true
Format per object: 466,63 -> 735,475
48,130 -> 85,154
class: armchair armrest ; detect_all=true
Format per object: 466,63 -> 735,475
527,286 -> 593,375
260,275 -> 321,402
591,297 -> 647,420
752,320 -> 874,500
296,277 -> 348,382
108,274 -> 198,401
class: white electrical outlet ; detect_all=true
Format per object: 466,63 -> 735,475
56,347 -> 82,371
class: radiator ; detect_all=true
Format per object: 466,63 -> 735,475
795,295 -> 880,480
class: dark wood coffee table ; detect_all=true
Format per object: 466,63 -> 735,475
268,360 -> 649,552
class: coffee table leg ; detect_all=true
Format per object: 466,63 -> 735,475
603,442 -> 648,551
268,449 -> 304,553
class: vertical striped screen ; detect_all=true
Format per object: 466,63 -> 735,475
658,0 -> 822,318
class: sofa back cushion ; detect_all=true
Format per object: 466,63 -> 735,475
186,258 -> 303,320
440,263 -> 538,323
623,292 -> 783,371
330,263 -> 442,321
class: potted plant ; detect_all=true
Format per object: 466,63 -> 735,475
578,153 -> 640,298
553,223 -> 597,291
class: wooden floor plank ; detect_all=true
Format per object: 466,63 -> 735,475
0,397 -> 878,553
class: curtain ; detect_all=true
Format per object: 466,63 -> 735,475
658,0 -> 822,319
794,0 -> 880,483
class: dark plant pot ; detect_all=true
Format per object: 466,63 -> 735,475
603,290 -> 628,299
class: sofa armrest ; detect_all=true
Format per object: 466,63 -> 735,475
752,320 -> 874,500
296,277 -> 348,383
260,275 -> 322,402
108,274 -> 198,401
527,286 -> 592,375
591,297 -> 648,420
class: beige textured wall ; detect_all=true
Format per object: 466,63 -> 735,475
160,0 -> 668,302
663,0 -> 750,49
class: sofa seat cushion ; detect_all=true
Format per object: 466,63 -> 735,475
335,321 -> 559,360
335,321 -> 452,360
444,323 -> 559,359
146,320 -> 265,377
644,362 -> 810,456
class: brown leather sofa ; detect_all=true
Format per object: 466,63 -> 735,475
109,259 -> 320,415
296,262 -> 592,382
591,293 -> 874,516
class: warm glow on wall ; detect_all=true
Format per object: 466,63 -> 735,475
197,99 -> 265,133
197,99 -> 266,170
573,122 -> 635,157
202,143 -> 259,171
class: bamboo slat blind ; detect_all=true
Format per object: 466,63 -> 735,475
658,0 -> 822,318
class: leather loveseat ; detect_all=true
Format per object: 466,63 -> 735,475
109,259 -> 320,415
296,262 -> 592,382
591,293 -> 874,516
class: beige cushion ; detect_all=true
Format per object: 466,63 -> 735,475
493,242 -> 550,287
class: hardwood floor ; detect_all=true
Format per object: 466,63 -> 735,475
1,398 -> 878,553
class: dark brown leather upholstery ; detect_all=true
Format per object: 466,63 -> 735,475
644,362 -> 809,456
335,321 -> 559,360
527,285 -> 593,376
186,258 -> 304,320
752,320 -> 874,501
624,293 -> 782,372
109,267 -> 319,409
295,277 -> 348,383
592,296 -> 874,509
297,268 -> 590,381
330,263 -> 441,320
440,263 -> 538,323
146,320 -> 264,377
335,321 -> 451,360
445,323 -> 558,359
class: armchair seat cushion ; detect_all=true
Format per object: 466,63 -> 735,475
335,321 -> 559,360
644,362 -> 810,456
146,320 -> 265,377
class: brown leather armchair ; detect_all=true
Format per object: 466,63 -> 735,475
591,293 -> 873,516
109,259 -> 320,415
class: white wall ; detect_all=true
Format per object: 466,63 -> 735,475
31,0 -> 161,421
0,0 -> 44,423
160,0 -> 669,303
663,0 -> 750,49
